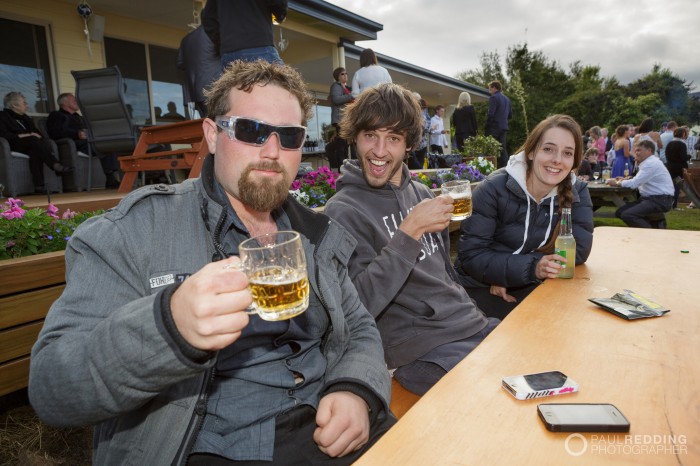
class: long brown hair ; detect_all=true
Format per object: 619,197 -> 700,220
517,114 -> 583,253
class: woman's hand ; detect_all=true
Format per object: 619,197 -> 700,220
490,285 -> 517,303
535,254 -> 565,280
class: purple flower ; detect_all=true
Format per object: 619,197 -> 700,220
5,241 -> 15,248
64,236 -> 71,241
47,235 -> 53,240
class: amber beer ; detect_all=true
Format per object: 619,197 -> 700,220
249,266 -> 309,320
451,193 -> 473,221
441,180 -> 472,221
238,231 -> 309,321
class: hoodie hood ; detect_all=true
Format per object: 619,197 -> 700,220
503,151 -> 576,255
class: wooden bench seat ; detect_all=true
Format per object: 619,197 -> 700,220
389,378 -> 421,419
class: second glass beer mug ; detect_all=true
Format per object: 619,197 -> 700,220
238,231 -> 309,321
441,180 -> 472,221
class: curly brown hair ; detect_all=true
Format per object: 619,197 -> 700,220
204,59 -> 315,125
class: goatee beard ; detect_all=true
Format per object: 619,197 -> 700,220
238,161 -> 290,211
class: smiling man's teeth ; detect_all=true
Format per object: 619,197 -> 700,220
370,159 -> 387,166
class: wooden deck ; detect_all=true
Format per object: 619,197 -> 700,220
15,189 -> 126,213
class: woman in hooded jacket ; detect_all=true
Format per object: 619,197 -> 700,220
454,114 -> 594,319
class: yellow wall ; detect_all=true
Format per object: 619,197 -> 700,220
0,0 -> 187,96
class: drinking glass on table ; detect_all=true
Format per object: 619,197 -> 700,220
235,231 -> 309,321
601,168 -> 611,183
592,171 -> 600,183
441,179 -> 472,221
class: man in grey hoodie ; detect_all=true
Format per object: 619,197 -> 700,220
325,83 -> 499,396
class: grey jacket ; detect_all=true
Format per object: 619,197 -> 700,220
329,81 -> 353,125
29,158 -> 390,465
325,160 -> 488,370
455,152 -> 594,288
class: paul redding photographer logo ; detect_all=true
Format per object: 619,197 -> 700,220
564,433 -> 688,457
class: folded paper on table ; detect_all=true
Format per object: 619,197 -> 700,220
588,289 -> 670,320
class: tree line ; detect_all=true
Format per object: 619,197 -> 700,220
456,42 -> 700,153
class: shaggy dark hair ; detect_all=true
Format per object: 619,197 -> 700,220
338,83 -> 422,151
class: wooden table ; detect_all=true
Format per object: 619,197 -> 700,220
357,227 -> 700,465
118,119 -> 208,193
587,182 -> 638,209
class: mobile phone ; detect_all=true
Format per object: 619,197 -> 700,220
502,370 -> 579,400
538,403 -> 631,432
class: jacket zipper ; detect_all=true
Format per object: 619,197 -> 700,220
178,366 -> 217,466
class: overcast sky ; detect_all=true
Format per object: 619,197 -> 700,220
326,0 -> 699,92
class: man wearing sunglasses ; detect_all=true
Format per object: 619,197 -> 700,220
30,60 -> 393,465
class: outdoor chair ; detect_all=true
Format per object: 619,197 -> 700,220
36,117 -> 105,192
71,66 -> 137,191
0,137 -> 63,197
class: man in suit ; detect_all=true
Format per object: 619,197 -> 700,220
485,80 -> 512,168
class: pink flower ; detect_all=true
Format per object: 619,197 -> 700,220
62,209 -> 77,219
2,207 -> 25,219
46,203 -> 59,218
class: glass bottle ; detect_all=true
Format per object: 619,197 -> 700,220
555,207 -> 575,279
623,163 -> 630,177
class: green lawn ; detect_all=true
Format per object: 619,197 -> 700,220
593,203 -> 700,230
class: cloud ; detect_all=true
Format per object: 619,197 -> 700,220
327,0 -> 700,90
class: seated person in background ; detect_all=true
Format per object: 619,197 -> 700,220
665,127 -> 691,209
325,83 -> 498,396
577,147 -> 599,181
160,101 -> 186,121
455,115 -> 594,320
0,91 -> 72,193
29,60 -> 394,466
47,93 -> 120,188
607,139 -> 674,227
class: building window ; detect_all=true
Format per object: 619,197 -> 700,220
104,37 -> 184,125
0,17 -> 55,114
307,92 -> 332,144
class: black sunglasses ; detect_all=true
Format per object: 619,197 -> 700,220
214,116 -> 307,150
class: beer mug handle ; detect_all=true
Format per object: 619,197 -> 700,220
221,260 -> 258,315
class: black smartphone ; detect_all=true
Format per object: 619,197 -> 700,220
537,403 -> 630,432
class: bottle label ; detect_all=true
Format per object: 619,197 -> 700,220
555,249 -> 566,259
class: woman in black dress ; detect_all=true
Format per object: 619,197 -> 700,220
452,92 -> 477,153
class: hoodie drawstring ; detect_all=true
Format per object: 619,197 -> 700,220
513,197 -> 555,255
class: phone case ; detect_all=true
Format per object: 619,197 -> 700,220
502,371 -> 579,400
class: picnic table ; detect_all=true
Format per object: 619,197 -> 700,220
118,119 -> 209,193
357,226 -> 700,465
587,182 -> 637,209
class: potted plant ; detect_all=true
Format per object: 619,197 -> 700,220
289,166 -> 340,208
1,198 -> 103,259
461,134 -> 501,169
